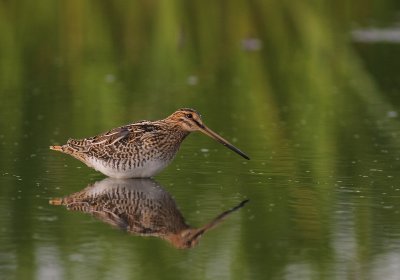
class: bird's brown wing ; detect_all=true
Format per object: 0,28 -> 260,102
90,126 -> 131,145
66,126 -> 131,153
65,122 -> 164,158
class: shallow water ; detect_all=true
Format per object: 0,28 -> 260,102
1,1 -> 400,280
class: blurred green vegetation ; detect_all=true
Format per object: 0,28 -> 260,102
1,1 -> 400,279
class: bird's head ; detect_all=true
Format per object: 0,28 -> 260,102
166,108 -> 204,132
165,108 -> 250,160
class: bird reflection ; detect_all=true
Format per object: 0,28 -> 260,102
49,178 -> 249,249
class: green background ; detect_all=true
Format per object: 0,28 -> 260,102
1,1 -> 400,279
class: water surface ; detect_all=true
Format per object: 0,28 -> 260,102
1,1 -> 400,279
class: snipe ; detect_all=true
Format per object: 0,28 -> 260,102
50,108 -> 249,178
49,178 -> 249,249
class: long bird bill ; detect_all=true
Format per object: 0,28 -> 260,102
199,125 -> 250,160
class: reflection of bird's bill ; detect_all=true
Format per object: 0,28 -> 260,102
199,125 -> 250,160
187,199 -> 250,243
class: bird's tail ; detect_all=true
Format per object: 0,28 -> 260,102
49,198 -> 63,205
49,144 -> 75,156
49,143 -> 91,167
49,145 -> 64,152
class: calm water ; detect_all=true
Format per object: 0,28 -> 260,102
1,1 -> 400,280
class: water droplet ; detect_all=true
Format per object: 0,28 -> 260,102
241,38 -> 263,51
105,74 -> 116,83
187,75 -> 198,85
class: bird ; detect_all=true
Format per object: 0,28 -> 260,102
49,178 -> 249,249
50,108 -> 249,178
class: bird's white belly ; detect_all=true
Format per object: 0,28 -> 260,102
87,158 -> 171,179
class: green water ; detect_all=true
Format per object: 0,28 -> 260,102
1,1 -> 400,279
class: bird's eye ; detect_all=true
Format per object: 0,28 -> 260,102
186,113 -> 193,119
